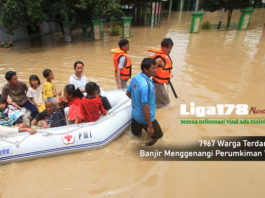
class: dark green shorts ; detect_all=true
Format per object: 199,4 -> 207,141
131,118 -> 163,140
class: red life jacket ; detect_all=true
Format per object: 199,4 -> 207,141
111,48 -> 132,80
148,49 -> 173,84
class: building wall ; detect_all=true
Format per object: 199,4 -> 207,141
39,21 -> 60,36
0,22 -> 60,41
0,25 -> 29,41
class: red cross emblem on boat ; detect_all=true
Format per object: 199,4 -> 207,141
62,133 -> 76,145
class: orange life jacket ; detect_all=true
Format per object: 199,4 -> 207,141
148,49 -> 173,84
111,48 -> 132,80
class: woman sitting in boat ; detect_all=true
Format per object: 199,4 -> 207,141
68,61 -> 88,95
31,97 -> 66,128
78,82 -> 107,123
58,84 -> 83,125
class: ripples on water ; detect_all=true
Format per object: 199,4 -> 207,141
0,9 -> 265,198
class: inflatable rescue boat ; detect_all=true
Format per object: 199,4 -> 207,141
0,90 -> 131,164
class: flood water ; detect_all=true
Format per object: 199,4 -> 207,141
0,9 -> 265,198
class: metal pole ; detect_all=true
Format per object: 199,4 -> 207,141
179,0 -> 184,11
195,0 -> 200,12
168,80 -> 178,99
169,0 -> 173,17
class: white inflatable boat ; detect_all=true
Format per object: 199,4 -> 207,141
0,90 -> 131,164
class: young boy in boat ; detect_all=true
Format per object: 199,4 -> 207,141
95,84 -> 111,111
111,39 -> 132,89
42,69 -> 62,101
31,97 -> 66,128
79,82 -> 107,123
1,71 -> 38,119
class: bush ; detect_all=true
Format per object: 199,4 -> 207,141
201,21 -> 211,29
111,25 -> 121,36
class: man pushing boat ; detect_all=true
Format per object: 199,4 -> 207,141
126,58 -> 163,146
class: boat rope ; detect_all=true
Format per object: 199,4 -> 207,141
0,134 -> 31,148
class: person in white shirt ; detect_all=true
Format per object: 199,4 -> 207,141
69,61 -> 88,94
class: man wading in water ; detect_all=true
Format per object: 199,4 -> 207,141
126,58 -> 163,146
111,39 -> 132,89
148,38 -> 174,108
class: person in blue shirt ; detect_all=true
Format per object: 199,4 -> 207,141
126,58 -> 163,146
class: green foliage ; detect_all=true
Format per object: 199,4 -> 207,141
253,0 -> 263,7
0,0 -> 44,35
93,0 -> 123,21
74,0 -> 123,23
221,0 -> 251,10
201,0 -> 253,29
200,0 -> 221,11
41,0 -> 82,26
201,21 -> 211,29
111,24 -> 120,35
201,0 -> 252,12
0,0 -> 123,35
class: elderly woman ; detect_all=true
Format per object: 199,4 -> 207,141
32,97 -> 66,128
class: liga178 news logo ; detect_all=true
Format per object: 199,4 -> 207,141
179,102 -> 265,125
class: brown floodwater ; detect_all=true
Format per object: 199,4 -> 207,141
0,9 -> 265,198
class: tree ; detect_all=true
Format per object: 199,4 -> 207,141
0,0 -> 44,34
0,0 -> 123,37
74,0 -> 123,24
41,0 -> 75,23
201,0 -> 252,29
253,0 -> 262,7
93,0 -> 123,21
41,0 -> 79,36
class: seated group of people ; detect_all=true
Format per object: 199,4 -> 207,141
0,61 -> 111,136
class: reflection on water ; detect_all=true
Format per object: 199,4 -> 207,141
0,9 -> 265,198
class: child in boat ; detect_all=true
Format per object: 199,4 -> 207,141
79,82 -> 107,123
32,97 -> 66,128
0,97 -> 35,135
59,84 -> 83,124
27,75 -> 45,112
0,97 -> 23,126
42,69 -> 62,101
95,84 -> 111,111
